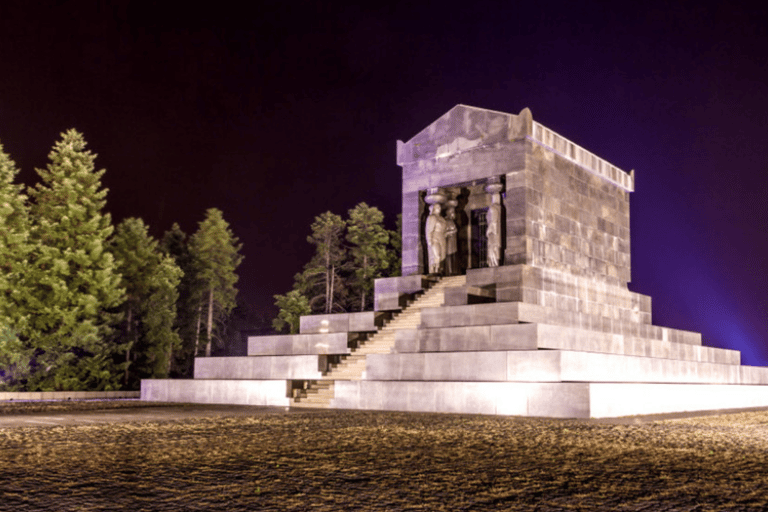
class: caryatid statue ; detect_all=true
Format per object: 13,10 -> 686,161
444,199 -> 459,276
486,181 -> 503,268
425,203 -> 447,274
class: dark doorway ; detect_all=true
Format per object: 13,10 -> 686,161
471,208 -> 489,268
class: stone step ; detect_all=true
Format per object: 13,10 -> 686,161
294,379 -> 335,408
306,389 -> 333,396
307,392 -> 334,399
391,319 -> 421,324
306,385 -> 334,393
334,367 -> 366,374
364,343 -> 394,348
322,275 -> 459,382
293,400 -> 330,408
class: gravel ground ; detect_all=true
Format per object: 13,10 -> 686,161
2,402 -> 768,511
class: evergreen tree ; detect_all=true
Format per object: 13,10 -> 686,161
0,141 -> 33,389
272,289 -> 310,334
273,204 -> 402,326
300,211 -> 348,314
23,129 -> 124,391
161,223 -> 198,377
111,218 -> 182,389
346,203 -> 389,311
189,208 -> 243,357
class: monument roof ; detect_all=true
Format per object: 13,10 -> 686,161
397,104 -> 634,192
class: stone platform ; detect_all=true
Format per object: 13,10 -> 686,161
141,271 -> 768,418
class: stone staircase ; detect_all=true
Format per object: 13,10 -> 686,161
292,274 -> 466,408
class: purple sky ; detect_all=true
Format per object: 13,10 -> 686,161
1,2 -> 767,364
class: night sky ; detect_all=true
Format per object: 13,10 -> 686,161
1,3 -> 766,364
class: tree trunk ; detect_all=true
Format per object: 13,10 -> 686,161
124,304 -> 133,386
361,255 -> 368,312
329,264 -> 335,314
166,340 -> 173,377
325,247 -> 331,314
194,304 -> 202,357
205,286 -> 214,357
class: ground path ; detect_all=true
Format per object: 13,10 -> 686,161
0,401 -> 319,428
3,401 -> 768,511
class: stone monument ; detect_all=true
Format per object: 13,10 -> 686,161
143,104 -> 768,418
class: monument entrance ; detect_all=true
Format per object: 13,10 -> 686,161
470,208 -> 487,269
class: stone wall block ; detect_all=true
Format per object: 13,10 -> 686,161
505,187 -> 527,218
348,312 -> 378,332
495,285 -> 522,302
465,267 -> 497,286
444,286 -> 469,306
489,324 -> 539,349
300,314 -> 349,334
375,293 -> 401,312
506,351 -> 562,381
393,329 -> 419,353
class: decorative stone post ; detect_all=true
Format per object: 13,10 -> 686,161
424,188 -> 447,275
485,179 -> 503,268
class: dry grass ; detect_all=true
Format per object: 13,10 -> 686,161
2,403 -> 768,511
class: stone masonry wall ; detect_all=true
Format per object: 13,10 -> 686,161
504,141 -> 631,286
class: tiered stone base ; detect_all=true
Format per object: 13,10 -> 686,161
141,270 -> 768,419
333,381 -> 768,418
140,379 -> 768,418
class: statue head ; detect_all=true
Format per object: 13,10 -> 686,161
430,204 -> 442,215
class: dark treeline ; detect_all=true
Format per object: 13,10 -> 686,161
0,130 -> 243,391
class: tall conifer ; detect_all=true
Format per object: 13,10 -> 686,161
161,223 -> 198,376
347,203 -> 389,311
189,208 -> 243,357
0,142 -> 32,388
24,129 -> 124,391
112,218 -> 182,389
299,211 -> 348,314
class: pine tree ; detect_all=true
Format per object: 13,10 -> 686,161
112,218 -> 182,389
300,211 -> 348,314
23,129 -> 125,391
347,203 -> 389,311
272,290 -> 310,334
274,205 -> 401,327
161,223 -> 198,377
189,208 -> 243,357
0,141 -> 33,389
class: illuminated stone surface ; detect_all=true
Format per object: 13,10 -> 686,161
194,356 -> 324,380
141,379 -> 290,407
142,105 -> 768,418
247,333 -> 350,356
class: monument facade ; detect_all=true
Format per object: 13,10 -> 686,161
143,105 -> 768,418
